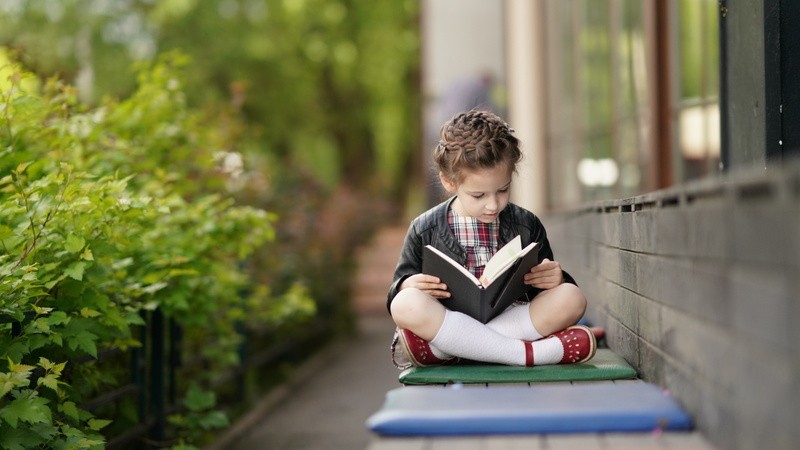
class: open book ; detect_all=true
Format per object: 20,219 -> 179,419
422,236 -> 540,323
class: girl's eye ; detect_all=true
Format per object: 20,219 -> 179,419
499,188 -> 510,193
471,194 -> 484,199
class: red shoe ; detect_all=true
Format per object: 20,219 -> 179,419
553,325 -> 596,364
395,328 -> 457,368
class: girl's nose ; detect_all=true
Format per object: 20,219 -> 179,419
486,196 -> 498,211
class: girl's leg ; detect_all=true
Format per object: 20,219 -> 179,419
391,287 -> 593,366
527,282 -> 587,336
486,302 -> 544,341
389,287 -> 447,341
391,288 -> 527,365
486,283 -> 586,340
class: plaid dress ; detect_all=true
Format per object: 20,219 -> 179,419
448,207 -> 500,279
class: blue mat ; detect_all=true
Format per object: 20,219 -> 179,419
366,382 -> 692,436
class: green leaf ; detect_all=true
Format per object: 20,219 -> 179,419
1,395 -> 51,428
87,418 -> 111,431
59,401 -> 80,421
197,410 -> 229,430
80,307 -> 101,318
64,234 -> 85,253
124,312 -> 146,326
64,262 -> 86,281
0,225 -> 14,240
1,342 -> 30,363
46,311 -> 70,327
81,248 -> 94,261
0,371 -> 30,398
68,331 -> 98,358
31,305 -> 53,316
0,422 -> 46,449
37,374 -> 59,392
183,384 -> 215,412
14,162 -> 31,175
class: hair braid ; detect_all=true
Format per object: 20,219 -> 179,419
433,109 -> 522,184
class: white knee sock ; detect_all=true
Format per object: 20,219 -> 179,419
430,310 -> 528,366
485,302 -> 566,365
430,309 -> 567,366
486,302 -> 544,341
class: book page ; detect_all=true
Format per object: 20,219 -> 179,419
480,237 -> 538,287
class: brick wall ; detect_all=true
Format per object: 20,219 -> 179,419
543,163 -> 800,450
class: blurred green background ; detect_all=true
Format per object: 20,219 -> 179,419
0,0 -> 420,198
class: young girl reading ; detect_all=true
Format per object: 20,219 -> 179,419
388,110 -> 596,368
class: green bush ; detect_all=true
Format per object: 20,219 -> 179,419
0,52 -> 314,448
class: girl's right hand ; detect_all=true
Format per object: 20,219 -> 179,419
400,274 -> 450,299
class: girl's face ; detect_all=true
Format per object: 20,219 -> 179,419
440,164 -> 513,223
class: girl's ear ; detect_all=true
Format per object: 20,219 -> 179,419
438,171 -> 457,193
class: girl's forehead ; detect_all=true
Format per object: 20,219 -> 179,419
459,165 -> 513,190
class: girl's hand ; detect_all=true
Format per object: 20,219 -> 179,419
524,258 -> 564,290
400,274 -> 450,299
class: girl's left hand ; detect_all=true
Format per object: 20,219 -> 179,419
524,258 -> 564,289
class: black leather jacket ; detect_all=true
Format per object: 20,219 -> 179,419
386,197 -> 576,313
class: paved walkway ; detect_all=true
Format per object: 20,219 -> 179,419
213,227 -> 405,450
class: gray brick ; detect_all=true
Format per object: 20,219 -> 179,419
636,296 -> 662,347
728,262 -> 793,353
596,245 -> 622,285
729,345 -> 798,450
605,317 -> 639,368
636,340 -> 664,385
635,255 -> 694,310
600,212 -> 621,245
601,279 -> 639,333
685,200 -> 732,260
653,208 -> 691,256
731,201 -> 798,267
630,210 -> 657,253
617,249 -> 639,292
672,259 -> 732,327
660,308 -> 738,396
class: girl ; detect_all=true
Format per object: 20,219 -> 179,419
388,110 -> 595,368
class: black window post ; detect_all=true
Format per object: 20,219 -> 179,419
780,0 -> 800,159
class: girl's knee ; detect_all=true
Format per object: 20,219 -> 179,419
541,283 -> 586,319
558,282 -> 587,318
390,288 -> 445,334
390,288 -> 429,327
560,282 -> 585,302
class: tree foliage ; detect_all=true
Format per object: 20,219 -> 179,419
0,53 -> 313,448
0,0 -> 421,198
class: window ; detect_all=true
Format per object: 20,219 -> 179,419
540,0 -> 720,208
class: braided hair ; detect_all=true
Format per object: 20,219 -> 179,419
433,109 -> 522,185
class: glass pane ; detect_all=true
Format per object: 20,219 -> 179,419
545,0 -> 581,207
676,0 -> 720,181
581,0 -> 612,153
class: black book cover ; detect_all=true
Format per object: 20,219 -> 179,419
422,243 -> 540,323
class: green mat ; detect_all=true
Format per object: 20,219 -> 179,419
398,348 -> 636,385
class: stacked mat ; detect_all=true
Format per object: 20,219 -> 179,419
367,348 -> 693,436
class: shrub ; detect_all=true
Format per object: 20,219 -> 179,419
0,52 -> 314,448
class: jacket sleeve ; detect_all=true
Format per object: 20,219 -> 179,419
386,222 -> 425,313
